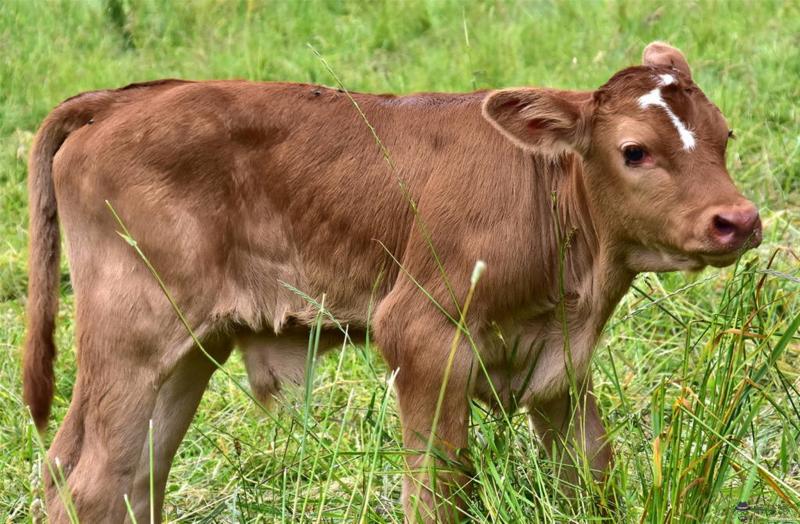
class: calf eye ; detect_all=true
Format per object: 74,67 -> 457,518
622,145 -> 648,166
728,129 -> 736,140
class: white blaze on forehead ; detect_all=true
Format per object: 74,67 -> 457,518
637,75 -> 696,150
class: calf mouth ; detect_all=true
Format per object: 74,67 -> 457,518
698,252 -> 743,268
695,235 -> 762,268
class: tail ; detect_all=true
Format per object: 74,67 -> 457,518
24,93 -> 104,432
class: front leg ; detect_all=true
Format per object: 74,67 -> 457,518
396,357 -> 472,523
528,377 -> 612,490
375,306 -> 474,523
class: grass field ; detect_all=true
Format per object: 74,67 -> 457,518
2,0 -> 800,522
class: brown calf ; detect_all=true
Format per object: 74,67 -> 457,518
24,42 -> 760,522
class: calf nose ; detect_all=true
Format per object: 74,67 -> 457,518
710,204 -> 762,250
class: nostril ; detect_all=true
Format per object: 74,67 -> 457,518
713,214 -> 737,237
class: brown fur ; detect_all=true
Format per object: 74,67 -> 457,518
24,43 -> 760,522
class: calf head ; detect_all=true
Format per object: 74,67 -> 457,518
483,42 -> 761,272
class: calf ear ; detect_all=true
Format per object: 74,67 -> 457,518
482,88 -> 590,155
642,41 -> 692,79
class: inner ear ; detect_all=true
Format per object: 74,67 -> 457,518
482,88 -> 590,155
642,41 -> 692,79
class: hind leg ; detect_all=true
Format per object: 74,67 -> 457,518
45,329 -> 162,523
128,334 -> 233,523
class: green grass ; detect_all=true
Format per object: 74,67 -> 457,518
2,0 -> 800,522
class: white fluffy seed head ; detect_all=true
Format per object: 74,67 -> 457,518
471,260 -> 487,286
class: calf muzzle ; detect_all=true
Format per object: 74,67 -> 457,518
709,203 -> 762,252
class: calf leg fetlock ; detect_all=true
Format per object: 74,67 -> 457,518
403,454 -> 472,523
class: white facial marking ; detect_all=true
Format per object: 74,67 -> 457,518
638,76 -> 696,151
